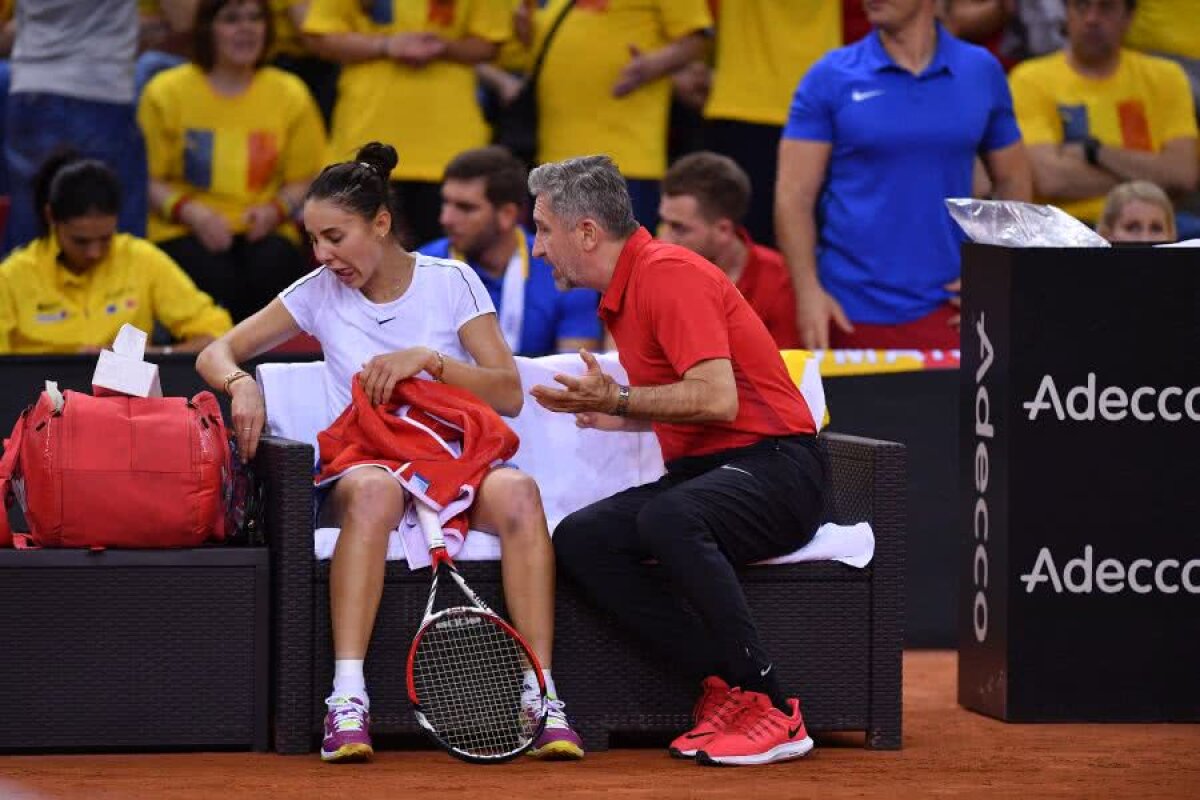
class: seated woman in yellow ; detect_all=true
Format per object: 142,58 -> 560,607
138,0 -> 327,322
0,153 -> 232,355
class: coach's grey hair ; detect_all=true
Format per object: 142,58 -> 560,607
527,155 -> 639,237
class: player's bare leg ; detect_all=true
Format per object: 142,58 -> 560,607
328,468 -> 406,659
321,467 -> 406,763
469,467 -> 555,667
470,466 -> 584,759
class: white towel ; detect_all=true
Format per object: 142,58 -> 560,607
496,230 -> 528,353
311,520 -> 874,568
755,521 -> 874,568
452,228 -> 529,353
260,354 -> 874,571
257,361 -> 333,452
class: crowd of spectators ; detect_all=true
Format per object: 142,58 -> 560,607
0,0 -> 1194,356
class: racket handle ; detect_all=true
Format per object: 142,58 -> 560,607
415,499 -> 446,552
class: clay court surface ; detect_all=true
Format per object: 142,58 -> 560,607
2,651 -> 1196,799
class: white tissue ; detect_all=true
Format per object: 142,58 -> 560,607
112,324 -> 148,359
91,323 -> 163,398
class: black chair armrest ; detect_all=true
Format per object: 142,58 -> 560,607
823,431 -> 905,748
255,435 -> 316,753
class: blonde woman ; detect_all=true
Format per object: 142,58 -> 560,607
1098,181 -> 1177,244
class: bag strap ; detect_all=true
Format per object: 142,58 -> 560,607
527,0 -> 576,89
0,408 -> 29,547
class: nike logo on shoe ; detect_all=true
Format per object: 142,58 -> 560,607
684,732 -> 715,741
760,663 -> 773,677
851,89 -> 884,102
787,725 -> 804,739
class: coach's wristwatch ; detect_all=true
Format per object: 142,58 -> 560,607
612,384 -> 631,417
1083,136 -> 1102,167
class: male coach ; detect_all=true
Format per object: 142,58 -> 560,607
420,146 -> 601,356
528,155 -> 827,767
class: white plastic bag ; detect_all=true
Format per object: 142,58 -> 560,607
945,198 -> 1110,248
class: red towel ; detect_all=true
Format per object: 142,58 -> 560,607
316,376 -> 519,541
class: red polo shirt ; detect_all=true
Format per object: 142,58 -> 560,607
735,229 -> 802,349
600,228 -> 817,463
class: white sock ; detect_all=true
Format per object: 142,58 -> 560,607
332,659 -> 367,707
542,669 -> 558,700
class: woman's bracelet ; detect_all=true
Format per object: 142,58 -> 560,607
430,351 -> 446,382
223,369 -> 251,395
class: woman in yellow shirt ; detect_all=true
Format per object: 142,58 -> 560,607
0,153 -> 233,355
139,0 -> 327,322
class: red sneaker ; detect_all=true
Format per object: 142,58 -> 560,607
667,677 -> 742,759
695,691 -> 814,766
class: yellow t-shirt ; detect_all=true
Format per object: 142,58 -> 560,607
0,234 -> 233,355
270,0 -> 308,58
138,64 -> 327,242
1126,0 -> 1200,61
535,0 -> 713,179
303,0 -> 511,182
1009,49 -> 1198,222
704,0 -> 841,127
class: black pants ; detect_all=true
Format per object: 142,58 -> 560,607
159,233 -> 307,323
706,119 -> 784,247
554,434 -> 828,694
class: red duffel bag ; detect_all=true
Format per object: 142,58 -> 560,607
0,388 -> 231,549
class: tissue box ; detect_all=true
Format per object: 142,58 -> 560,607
92,349 -> 163,398
91,324 -> 163,398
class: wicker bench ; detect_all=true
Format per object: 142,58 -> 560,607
259,430 -> 905,754
0,547 -> 270,752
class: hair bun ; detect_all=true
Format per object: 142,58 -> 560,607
354,142 -> 398,179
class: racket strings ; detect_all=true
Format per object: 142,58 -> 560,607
411,610 -> 543,758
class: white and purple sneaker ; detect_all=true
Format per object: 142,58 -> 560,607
526,698 -> 584,760
321,696 -> 373,763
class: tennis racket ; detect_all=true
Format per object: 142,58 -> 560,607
406,501 -> 548,763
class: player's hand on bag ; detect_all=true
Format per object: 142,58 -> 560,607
230,378 -> 266,463
360,347 -> 437,406
180,202 -> 234,253
530,348 -> 619,414
243,203 -> 281,242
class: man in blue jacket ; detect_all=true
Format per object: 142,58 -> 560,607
421,146 -> 601,357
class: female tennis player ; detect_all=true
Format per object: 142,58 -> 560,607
196,141 -> 583,763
